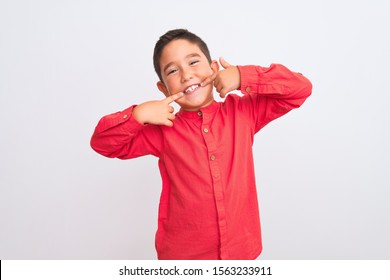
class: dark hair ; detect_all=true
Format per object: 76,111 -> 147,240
153,29 -> 212,81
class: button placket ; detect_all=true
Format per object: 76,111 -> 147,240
200,113 -> 228,259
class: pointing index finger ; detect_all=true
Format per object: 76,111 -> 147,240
200,72 -> 217,87
164,92 -> 184,104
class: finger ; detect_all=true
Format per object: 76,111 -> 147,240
219,57 -> 232,69
168,106 -> 174,113
164,92 -> 184,104
200,72 -> 217,87
215,83 -> 224,94
168,112 -> 176,120
213,77 -> 220,90
163,119 -> 174,127
219,89 -> 228,98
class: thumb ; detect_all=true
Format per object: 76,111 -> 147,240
219,57 -> 232,69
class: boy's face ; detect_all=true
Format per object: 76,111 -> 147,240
157,39 -> 219,112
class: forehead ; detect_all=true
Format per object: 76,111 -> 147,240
160,39 -> 205,67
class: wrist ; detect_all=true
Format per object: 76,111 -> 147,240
132,105 -> 147,125
234,66 -> 241,90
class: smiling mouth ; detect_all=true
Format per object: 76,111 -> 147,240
184,84 -> 200,94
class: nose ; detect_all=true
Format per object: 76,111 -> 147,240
181,67 -> 193,83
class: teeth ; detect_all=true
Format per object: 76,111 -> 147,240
185,84 -> 199,93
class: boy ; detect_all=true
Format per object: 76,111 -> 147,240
91,29 -> 312,260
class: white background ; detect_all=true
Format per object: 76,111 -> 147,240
0,0 -> 389,259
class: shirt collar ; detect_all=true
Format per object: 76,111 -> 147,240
177,101 -> 219,119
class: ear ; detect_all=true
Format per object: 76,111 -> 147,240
210,60 -> 220,74
157,81 -> 169,97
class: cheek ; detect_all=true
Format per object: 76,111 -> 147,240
164,80 -> 179,94
202,68 -> 214,79
205,83 -> 214,94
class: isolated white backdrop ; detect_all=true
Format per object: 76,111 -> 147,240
1,0 -> 389,259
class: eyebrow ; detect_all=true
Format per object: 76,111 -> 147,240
162,53 -> 201,73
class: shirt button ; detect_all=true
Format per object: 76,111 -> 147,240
210,155 -> 216,161
245,87 -> 251,93
197,111 -> 203,116
203,128 -> 209,133
123,114 -> 128,119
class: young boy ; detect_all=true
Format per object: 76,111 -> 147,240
91,29 -> 312,260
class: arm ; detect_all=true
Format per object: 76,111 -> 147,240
237,63 -> 312,132
90,105 -> 162,159
238,63 -> 311,109
90,92 -> 184,159
201,58 -> 312,132
201,57 -> 311,105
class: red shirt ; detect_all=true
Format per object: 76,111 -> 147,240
91,64 -> 312,259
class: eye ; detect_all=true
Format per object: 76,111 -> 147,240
189,60 -> 199,66
167,68 -> 178,75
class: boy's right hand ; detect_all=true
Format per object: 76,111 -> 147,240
132,92 -> 184,127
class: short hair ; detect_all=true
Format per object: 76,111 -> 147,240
153,29 -> 212,81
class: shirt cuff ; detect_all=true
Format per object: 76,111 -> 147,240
95,105 -> 145,135
237,65 -> 261,94
120,105 -> 146,132
237,65 -> 284,96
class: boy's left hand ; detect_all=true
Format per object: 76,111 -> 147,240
201,57 -> 241,98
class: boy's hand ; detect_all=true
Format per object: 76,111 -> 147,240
201,57 -> 241,98
132,92 -> 184,127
